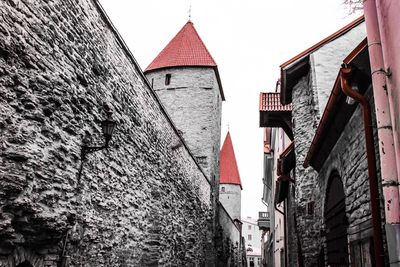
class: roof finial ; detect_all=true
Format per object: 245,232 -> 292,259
188,1 -> 192,21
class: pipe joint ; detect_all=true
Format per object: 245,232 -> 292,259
382,180 -> 400,187
371,68 -> 392,77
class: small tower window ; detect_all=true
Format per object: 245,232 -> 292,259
221,186 -> 225,193
165,74 -> 171,85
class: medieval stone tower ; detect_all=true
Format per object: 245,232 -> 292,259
144,21 -> 224,197
219,132 -> 242,220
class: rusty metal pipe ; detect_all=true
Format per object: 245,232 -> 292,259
340,66 -> 385,267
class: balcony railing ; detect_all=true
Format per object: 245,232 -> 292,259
257,212 -> 270,231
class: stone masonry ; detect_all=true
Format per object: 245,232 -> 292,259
289,22 -> 368,266
218,184 -> 241,221
145,67 -> 222,192
291,74 -> 322,267
0,0 -> 214,266
314,88 -> 385,266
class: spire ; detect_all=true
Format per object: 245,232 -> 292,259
144,21 -> 217,72
220,132 -> 242,189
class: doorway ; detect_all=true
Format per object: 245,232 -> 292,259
324,173 -> 349,267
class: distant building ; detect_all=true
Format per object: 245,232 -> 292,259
242,217 -> 262,267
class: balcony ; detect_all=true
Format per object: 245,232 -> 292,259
259,93 -> 293,140
257,212 -> 270,231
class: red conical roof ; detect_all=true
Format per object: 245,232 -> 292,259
145,21 -> 217,72
220,132 -> 242,189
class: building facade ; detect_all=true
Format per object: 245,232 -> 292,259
242,217 -> 262,267
258,16 -> 395,267
258,126 -> 290,267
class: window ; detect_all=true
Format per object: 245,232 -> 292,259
307,201 -> 314,215
165,74 -> 171,85
196,156 -> 207,166
221,187 -> 225,193
248,225 -> 251,230
248,234 -> 252,241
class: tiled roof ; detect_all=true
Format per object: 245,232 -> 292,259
220,132 -> 242,189
145,21 -> 217,72
259,93 -> 292,112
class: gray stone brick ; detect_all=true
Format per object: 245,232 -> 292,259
0,0 -> 214,266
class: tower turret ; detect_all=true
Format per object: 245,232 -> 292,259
144,21 -> 224,189
219,131 -> 242,220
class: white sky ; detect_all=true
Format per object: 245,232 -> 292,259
99,0 -> 362,219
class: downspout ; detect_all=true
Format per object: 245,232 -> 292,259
375,0 -> 400,184
340,66 -> 384,267
363,1 -> 400,264
275,202 -> 287,267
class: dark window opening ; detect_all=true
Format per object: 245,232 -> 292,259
307,201 -> 314,215
165,74 -> 171,85
17,262 -> 34,267
196,156 -> 207,166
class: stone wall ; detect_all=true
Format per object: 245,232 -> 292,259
311,22 -> 366,115
315,88 -> 384,265
219,184 -> 241,220
0,0 -> 214,266
145,67 -> 222,186
291,74 -> 322,267
217,203 -> 242,267
289,23 -> 368,266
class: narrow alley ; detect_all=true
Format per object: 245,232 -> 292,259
0,0 -> 399,267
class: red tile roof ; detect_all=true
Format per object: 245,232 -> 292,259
145,21 -> 217,72
220,132 -> 242,189
259,93 -> 292,112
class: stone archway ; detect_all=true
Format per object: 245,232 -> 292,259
324,173 -> 349,267
0,247 -> 45,267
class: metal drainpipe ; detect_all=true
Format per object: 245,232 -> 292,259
340,66 -> 385,267
375,0 -> 400,183
364,0 -> 400,264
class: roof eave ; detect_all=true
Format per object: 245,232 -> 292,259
303,38 -> 369,171
280,57 -> 310,105
279,15 -> 365,105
